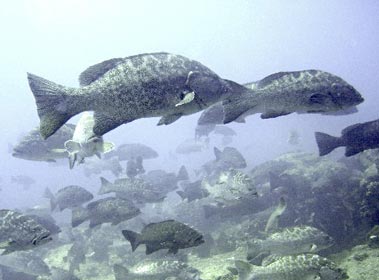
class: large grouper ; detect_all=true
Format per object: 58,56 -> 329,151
27,52 -> 248,139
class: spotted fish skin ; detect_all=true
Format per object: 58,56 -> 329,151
27,52 -> 244,138
235,254 -> 347,280
0,209 -> 52,254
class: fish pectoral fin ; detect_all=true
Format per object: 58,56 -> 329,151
145,244 -> 161,255
79,57 -> 124,86
260,110 -> 291,119
64,140 -> 81,153
157,114 -> 182,125
93,112 -> 127,136
175,91 -> 195,107
68,153 -> 77,169
102,142 -> 115,153
50,148 -> 68,154
222,99 -> 251,124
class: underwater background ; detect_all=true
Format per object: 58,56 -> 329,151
0,0 -> 379,279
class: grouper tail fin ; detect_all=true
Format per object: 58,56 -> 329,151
315,132 -> 344,156
121,230 -> 141,252
27,73 -> 82,139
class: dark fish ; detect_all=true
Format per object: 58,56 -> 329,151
12,124 -> 75,162
113,260 -> 200,280
72,197 -> 141,228
122,220 -> 204,254
0,210 -> 51,254
177,180 -> 209,202
202,147 -> 247,176
315,119 -> 379,156
198,70 -> 364,124
105,143 -> 159,161
44,186 -> 94,211
27,52 -> 245,138
141,170 -> 180,193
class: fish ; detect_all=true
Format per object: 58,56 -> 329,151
141,169 -> 180,194
83,156 -> 123,177
44,186 -> 94,211
64,235 -> 87,273
105,143 -> 159,161
315,118 -> 379,156
0,209 -> 52,254
177,180 -> 210,202
213,125 -> 237,137
12,124 -> 75,162
198,70 -> 364,125
11,175 -> 35,190
27,52 -> 245,138
126,156 -> 145,178
175,139 -> 207,154
247,226 -> 334,262
113,260 -> 201,280
24,214 -> 61,235
203,147 -> 247,176
195,124 -> 216,139
72,197 -> 141,228
122,219 -> 204,254
264,197 -> 287,233
64,112 -> 114,169
0,252 -> 51,277
235,254 -> 347,280
202,169 -> 257,206
98,177 -> 166,204
287,130 -> 300,146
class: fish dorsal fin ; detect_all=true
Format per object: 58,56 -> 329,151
214,147 -> 222,160
257,72 -> 292,88
79,58 -> 124,86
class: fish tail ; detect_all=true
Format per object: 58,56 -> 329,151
121,230 -> 141,252
315,132 -> 344,156
98,177 -> 111,194
113,264 -> 130,280
27,73 -> 83,139
44,187 -> 57,211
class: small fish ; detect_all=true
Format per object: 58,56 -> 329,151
44,186 -> 94,211
12,124 -> 75,162
122,220 -> 204,254
177,180 -> 210,202
11,175 -> 35,190
202,147 -> 247,176
175,139 -> 206,154
264,197 -> 287,233
213,126 -> 237,137
198,70 -> 364,125
235,254 -> 347,280
98,177 -> 166,204
113,260 -> 200,280
27,52 -> 244,138
247,225 -> 334,262
83,157 -> 123,177
105,143 -> 158,161
72,197 -> 141,228
0,210 -> 51,254
64,112 -> 114,169
287,130 -> 300,146
315,118 -> 379,156
64,235 -> 87,273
